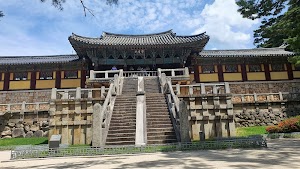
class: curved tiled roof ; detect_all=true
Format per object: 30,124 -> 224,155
0,54 -> 79,65
69,30 -> 209,46
200,47 -> 295,57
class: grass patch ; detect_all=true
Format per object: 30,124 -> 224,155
236,126 -> 267,137
0,137 -> 48,146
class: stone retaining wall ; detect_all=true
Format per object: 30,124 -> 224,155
234,107 -> 286,127
1,119 -> 49,139
229,80 -> 300,94
0,90 -> 51,104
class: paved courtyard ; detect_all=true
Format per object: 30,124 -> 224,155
1,138 -> 300,169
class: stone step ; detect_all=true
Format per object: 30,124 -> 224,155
108,129 -> 136,134
106,137 -> 135,142
147,127 -> 174,132
147,118 -> 172,121
147,131 -> 175,136
147,121 -> 173,125
147,139 -> 177,144
110,118 -> 136,122
111,114 -> 136,118
107,133 -> 135,137
146,108 -> 169,111
147,135 -> 176,140
146,101 -> 166,104
109,122 -> 136,126
146,115 -> 171,119
105,141 -> 135,145
109,126 -> 136,130
114,104 -> 136,107
147,124 -> 173,128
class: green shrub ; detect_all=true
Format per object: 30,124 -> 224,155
266,115 -> 300,133
266,125 -> 281,133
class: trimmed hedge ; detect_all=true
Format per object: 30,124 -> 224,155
266,115 -> 300,133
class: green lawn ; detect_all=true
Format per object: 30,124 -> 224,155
0,137 -> 48,146
236,126 -> 267,137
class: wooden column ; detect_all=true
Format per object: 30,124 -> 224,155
81,70 -> 87,88
55,70 -> 61,89
194,65 -> 200,83
217,65 -> 224,82
286,63 -> 294,80
30,71 -> 36,90
3,72 -> 10,91
241,64 -> 248,81
264,64 -> 271,81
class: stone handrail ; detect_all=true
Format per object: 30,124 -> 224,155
122,71 -> 157,77
172,82 -> 230,96
157,67 -> 189,80
0,101 -> 49,113
232,92 -> 288,103
51,87 -> 109,100
159,73 -> 181,142
89,69 -> 123,81
93,82 -> 117,147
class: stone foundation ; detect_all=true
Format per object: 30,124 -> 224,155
1,120 -> 49,138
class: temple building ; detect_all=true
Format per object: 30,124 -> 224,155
0,30 -> 297,91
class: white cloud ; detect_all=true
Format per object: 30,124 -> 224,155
0,0 -> 259,56
193,0 -> 259,49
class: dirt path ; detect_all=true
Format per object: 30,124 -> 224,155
1,139 -> 300,169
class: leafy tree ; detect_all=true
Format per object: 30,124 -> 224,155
236,0 -> 300,65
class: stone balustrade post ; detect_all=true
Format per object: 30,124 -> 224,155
76,87 -> 81,99
114,74 -> 119,95
101,86 -> 106,98
171,70 -> 175,77
189,86 -> 193,95
184,67 -> 189,76
179,100 -> 190,142
225,82 -> 230,93
90,70 -> 95,80
157,68 -> 162,77
176,84 -> 181,95
92,103 -> 103,147
51,88 -> 57,100
105,72 -> 108,79
200,83 -> 205,94
21,101 -> 26,114
136,77 -> 146,146
254,93 -> 258,102
63,91 -> 69,99
88,90 -> 93,99
279,92 -> 283,100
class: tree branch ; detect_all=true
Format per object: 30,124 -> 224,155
80,0 -> 95,17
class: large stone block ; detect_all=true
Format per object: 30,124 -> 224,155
12,128 -> 25,138
33,130 -> 43,137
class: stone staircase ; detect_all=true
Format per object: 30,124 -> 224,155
144,77 -> 160,93
145,77 -> 177,144
106,78 -> 138,145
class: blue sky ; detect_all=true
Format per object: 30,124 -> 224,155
0,0 -> 259,56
